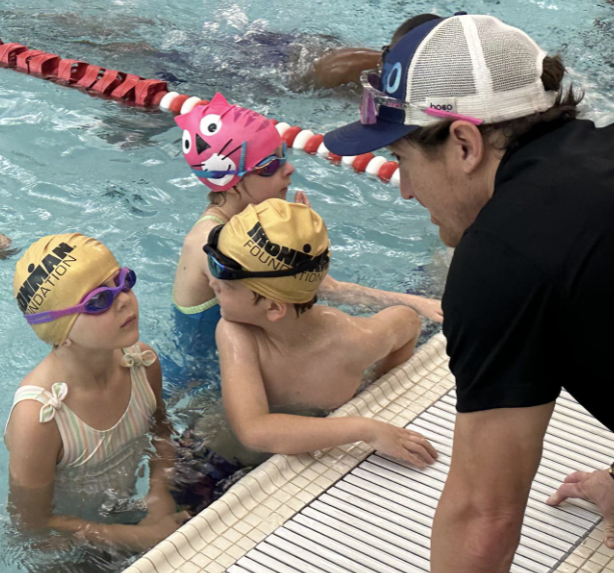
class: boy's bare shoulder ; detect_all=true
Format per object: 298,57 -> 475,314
216,316 -> 255,336
312,306 -> 378,353
321,306 -> 419,364
328,305 -> 417,333
215,318 -> 260,353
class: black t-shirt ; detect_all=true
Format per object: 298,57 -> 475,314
442,119 -> 614,431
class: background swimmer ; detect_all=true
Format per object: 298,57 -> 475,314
308,15 -> 440,89
211,199 -> 437,466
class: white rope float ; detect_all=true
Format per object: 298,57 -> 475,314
0,36 -> 401,185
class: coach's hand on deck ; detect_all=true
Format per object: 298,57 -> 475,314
368,421 -> 438,469
547,469 -> 614,548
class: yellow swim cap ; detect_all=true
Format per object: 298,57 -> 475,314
13,233 -> 120,345
217,199 -> 330,304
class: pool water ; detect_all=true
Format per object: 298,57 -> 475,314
1,0 -> 614,571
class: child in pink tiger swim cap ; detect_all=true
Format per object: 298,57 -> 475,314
175,92 -> 283,193
170,93 -> 298,385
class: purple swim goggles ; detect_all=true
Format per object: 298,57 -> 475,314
24,267 -> 136,325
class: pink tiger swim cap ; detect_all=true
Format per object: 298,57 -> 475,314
175,93 -> 282,192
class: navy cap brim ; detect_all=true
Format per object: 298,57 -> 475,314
324,119 -> 418,157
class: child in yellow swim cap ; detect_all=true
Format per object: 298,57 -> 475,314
169,94 -> 442,388
6,233 -> 189,550
206,199 -> 438,465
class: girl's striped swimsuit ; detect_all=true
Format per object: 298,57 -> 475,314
5,344 -> 157,516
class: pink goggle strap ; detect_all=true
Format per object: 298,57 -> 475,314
423,107 -> 483,125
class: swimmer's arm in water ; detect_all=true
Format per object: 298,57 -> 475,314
217,319 -> 436,466
293,191 -> 441,322
311,47 -> 382,88
318,275 -> 444,323
6,387 -> 188,551
139,343 -> 178,522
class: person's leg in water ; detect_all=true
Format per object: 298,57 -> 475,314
171,428 -> 248,514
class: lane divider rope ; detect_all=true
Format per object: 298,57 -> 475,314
0,36 -> 400,186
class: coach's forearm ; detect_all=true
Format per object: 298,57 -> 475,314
431,488 -> 522,573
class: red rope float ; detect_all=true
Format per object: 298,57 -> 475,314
0,36 -> 400,186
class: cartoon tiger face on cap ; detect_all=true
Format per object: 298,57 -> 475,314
175,93 -> 282,192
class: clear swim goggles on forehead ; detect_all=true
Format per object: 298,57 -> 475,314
192,142 -> 288,180
24,267 -> 137,325
203,225 -> 330,281
359,69 -> 483,126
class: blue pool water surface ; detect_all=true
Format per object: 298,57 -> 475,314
1,1 -> 614,571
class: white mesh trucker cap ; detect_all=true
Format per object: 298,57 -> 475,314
324,13 -> 558,156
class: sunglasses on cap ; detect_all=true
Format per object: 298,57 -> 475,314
24,267 -> 137,325
203,225 -> 329,281
359,69 -> 483,126
192,142 -> 288,180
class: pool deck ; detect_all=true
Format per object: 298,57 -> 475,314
124,333 -> 614,573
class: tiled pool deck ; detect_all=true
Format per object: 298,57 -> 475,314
124,333 -> 614,573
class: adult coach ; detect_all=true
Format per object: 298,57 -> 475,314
324,12 -> 614,572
